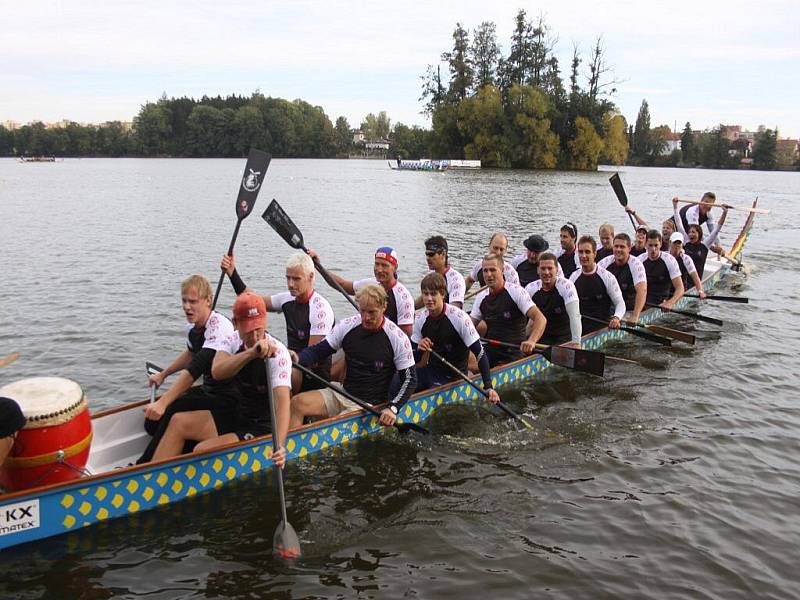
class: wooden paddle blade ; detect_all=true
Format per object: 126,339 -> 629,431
273,520 -> 301,560
646,324 -> 695,345
262,199 -> 305,250
543,346 -> 605,377
609,173 -> 628,207
236,149 -> 271,220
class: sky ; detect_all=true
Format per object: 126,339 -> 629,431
2,0 -> 798,137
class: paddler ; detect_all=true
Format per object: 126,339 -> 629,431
289,284 -> 416,428
668,232 -> 707,299
672,197 -> 728,277
470,253 -> 547,366
414,236 -> 465,309
220,252 -> 334,394
569,236 -> 626,333
147,293 -> 291,467
0,397 -> 25,474
677,191 -> 717,234
412,272 -> 498,400
524,252 -> 582,347
464,232 -> 520,292
624,207 -> 676,251
596,224 -> 615,261
511,234 -> 562,288
598,233 -> 648,324
640,230 -> 684,309
555,222 -> 580,278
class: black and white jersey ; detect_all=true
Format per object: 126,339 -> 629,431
471,283 -> 534,345
555,248 -> 580,278
433,266 -> 466,305
641,252 -> 682,304
325,315 -> 415,403
354,277 -> 415,327
679,204 -> 715,233
598,255 -> 647,311
412,304 -> 480,375
269,290 -> 334,352
684,242 -> 710,278
469,258 -> 520,286
570,266 -> 626,331
511,253 -> 564,287
525,277 -> 579,345
596,247 -> 614,262
630,246 -> 647,258
673,251 -> 697,287
185,311 -> 236,388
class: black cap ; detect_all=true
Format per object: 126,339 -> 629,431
0,397 -> 25,438
523,234 -> 549,252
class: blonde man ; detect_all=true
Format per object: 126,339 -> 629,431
464,232 -> 520,291
597,224 -> 615,261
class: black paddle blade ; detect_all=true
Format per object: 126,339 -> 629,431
543,346 -> 605,377
263,199 -> 305,250
609,173 -> 628,207
273,520 -> 301,560
145,361 -> 163,376
236,149 -> 271,220
395,421 -> 430,435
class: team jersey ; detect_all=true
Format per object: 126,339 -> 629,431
435,266 -> 466,305
596,247 -> 614,262
679,204 -> 715,233
673,251 -> 698,288
525,277 -> 579,345
354,277 -> 415,327
269,290 -> 334,351
511,253 -> 564,287
630,246 -> 647,258
469,258 -> 520,286
471,283 -> 534,346
412,303 -> 480,375
641,252 -> 682,304
683,242 -> 710,277
184,311 -> 236,388
598,255 -> 647,311
555,248 -> 580,278
569,266 -> 626,332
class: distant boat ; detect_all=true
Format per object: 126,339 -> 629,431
17,156 -> 60,163
388,159 -> 481,171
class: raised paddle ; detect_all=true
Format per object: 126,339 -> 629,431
626,321 -> 696,345
0,352 -> 20,368
426,348 -> 536,430
581,315 -> 672,346
145,362 -> 163,404
480,338 -> 605,377
609,173 -> 637,231
684,294 -> 749,304
211,149 -> 272,310
264,359 -> 301,560
262,199 -> 359,312
291,362 -> 430,435
676,198 -> 770,215
645,303 -> 723,326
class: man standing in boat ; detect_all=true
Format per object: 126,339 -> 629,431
415,236 -> 465,309
672,197 -> 728,277
147,292 -> 290,468
641,230 -> 684,310
464,232 -> 520,292
412,272 -> 498,399
598,233 -> 648,324
524,253 -> 582,347
569,236 -> 626,334
676,192 -> 717,235
289,284 -> 416,428
220,252 -> 335,394
470,254 -> 547,366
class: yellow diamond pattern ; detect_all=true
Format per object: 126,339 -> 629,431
199,473 -> 210,486
128,501 -> 140,513
96,508 -> 109,520
212,459 -> 222,473
78,502 -> 91,516
237,453 -> 248,466
142,487 -> 154,502
111,494 -> 123,509
94,487 -> 107,501
157,473 -> 168,487
126,480 -> 138,494
185,465 -> 196,479
310,433 -> 319,447
171,480 -> 183,494
63,515 -> 76,529
225,466 -> 236,480
61,495 -> 74,509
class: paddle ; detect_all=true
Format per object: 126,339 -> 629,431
265,359 -> 301,560
582,315 -> 672,346
464,284 -> 489,301
676,199 -> 770,215
0,352 -> 20,368
211,149 -> 272,310
480,338 -> 605,377
645,303 -> 723,326
684,294 -> 749,304
426,349 -> 535,430
609,173 -> 637,231
626,321 -> 695,345
262,199 -> 359,312
291,362 -> 430,435
145,362 -> 163,404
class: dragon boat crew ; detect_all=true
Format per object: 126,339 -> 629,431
555,222 -> 580,278
524,252 -> 581,346
464,232 -> 520,292
676,192 -> 717,234
598,232 -> 647,324
625,207 -> 676,251
641,230 -> 684,309
308,246 -> 414,337
510,234 -> 563,288
672,197 -> 728,277
596,224 -> 615,262
147,293 -> 291,467
569,236 -> 626,333
668,232 -> 706,299
221,252 -> 334,394
414,235 -> 465,309
411,273 -> 498,401
470,253 -> 546,366
137,274 -> 240,464
290,284 -> 416,428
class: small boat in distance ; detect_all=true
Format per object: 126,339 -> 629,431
388,158 -> 481,171
17,156 -> 60,163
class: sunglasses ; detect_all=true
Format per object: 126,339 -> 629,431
425,250 -> 442,257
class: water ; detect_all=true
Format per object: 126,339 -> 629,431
1,158 -> 798,598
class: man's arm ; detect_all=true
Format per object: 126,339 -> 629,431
149,349 -> 192,388
663,277 -> 684,309
632,282 -> 647,323
521,305 -> 547,354
306,249 -> 355,294
625,206 -> 650,228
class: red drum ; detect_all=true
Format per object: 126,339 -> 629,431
0,377 -> 92,491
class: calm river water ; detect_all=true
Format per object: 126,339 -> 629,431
0,158 -> 798,599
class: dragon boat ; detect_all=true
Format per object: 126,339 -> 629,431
0,202 -> 758,551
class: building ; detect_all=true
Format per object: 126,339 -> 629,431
662,131 -> 681,155
352,130 -> 366,145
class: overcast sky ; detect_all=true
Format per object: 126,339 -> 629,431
2,0 -> 798,137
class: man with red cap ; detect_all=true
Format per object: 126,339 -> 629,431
308,246 -> 415,337
148,292 -> 291,467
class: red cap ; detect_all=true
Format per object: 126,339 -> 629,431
232,292 -> 266,333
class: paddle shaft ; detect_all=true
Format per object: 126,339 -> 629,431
146,362 -> 163,404
307,250 -> 359,311
609,173 -> 638,231
684,294 -> 748,303
212,219 -> 243,311
582,315 -> 672,346
0,352 -> 19,368
676,199 -> 769,214
645,303 -> 723,326
265,361 -> 290,528
464,284 -> 489,301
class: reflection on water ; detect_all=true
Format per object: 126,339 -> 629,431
1,159 -> 799,598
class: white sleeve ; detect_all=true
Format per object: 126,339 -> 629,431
597,255 -> 614,269
385,321 -> 415,369
324,315 -> 360,351
266,336 -> 292,389
525,280 -> 543,297
184,323 -> 194,350
504,263 -> 520,285
566,301 -> 582,344
352,277 -> 375,292
446,305 -> 480,347
217,329 -> 242,355
470,289 -> 489,322
662,254 -> 682,280
598,268 -> 626,319
704,216 -> 724,247
309,293 -> 335,336
469,258 -> 482,280
446,269 -> 466,304
629,256 -> 647,286
202,313 -> 236,352
681,253 -> 697,274
555,277 -> 580,306
394,284 -> 415,326
411,310 -> 427,344
557,262 -> 564,277
507,284 -> 535,315
686,205 -> 700,225
674,205 -> 689,239
510,253 -> 526,269
269,291 -> 293,313
568,270 -> 580,283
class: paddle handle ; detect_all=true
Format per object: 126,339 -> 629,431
676,199 -> 770,214
306,250 -> 359,311
265,359 -> 289,526
644,303 -> 723,326
212,218 -> 243,311
464,284 -> 489,301
583,314 -> 671,346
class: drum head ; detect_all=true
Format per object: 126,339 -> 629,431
0,377 -> 87,428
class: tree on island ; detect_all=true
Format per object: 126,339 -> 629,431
752,128 -> 778,170
680,122 -> 696,165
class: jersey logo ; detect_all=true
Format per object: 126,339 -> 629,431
242,168 -> 262,192
503,311 -> 512,319
374,360 -> 385,370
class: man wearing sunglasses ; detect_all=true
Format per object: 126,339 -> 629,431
415,235 -> 465,309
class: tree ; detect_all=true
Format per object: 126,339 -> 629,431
752,128 -> 777,170
649,125 -> 670,163
185,105 -> 225,156
442,23 -> 473,101
505,84 -> 559,169
568,116 -> 604,170
680,122 -> 696,165
698,125 -> 732,169
134,103 -> 172,156
498,10 -> 533,93
420,64 -> 446,116
233,105 -> 267,156
0,125 -> 14,156
457,85 -> 507,167
361,111 -> 391,140
600,113 -> 628,165
471,21 -> 499,90
391,123 -> 430,159
333,116 -> 352,156
632,99 -> 651,162
586,36 -> 616,101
